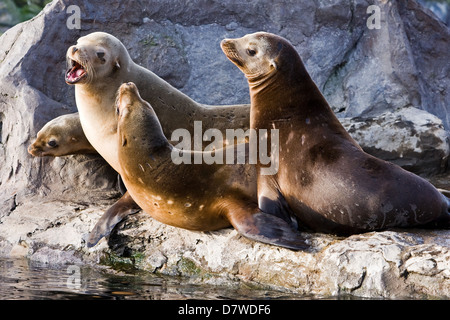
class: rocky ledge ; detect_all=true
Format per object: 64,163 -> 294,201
0,193 -> 449,299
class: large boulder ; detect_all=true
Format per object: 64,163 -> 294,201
0,0 -> 449,298
341,107 -> 449,176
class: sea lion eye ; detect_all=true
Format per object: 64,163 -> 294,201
247,49 -> 257,56
48,140 -> 58,148
96,52 -> 106,62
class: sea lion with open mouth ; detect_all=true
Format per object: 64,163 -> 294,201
65,32 -> 252,246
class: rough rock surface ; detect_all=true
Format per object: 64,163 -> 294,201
1,197 -> 449,299
0,0 -> 449,299
341,107 -> 449,175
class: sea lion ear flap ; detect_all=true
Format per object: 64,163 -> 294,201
270,58 -> 278,70
114,59 -> 121,70
270,42 -> 283,70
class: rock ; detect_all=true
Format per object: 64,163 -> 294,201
0,199 -> 448,298
0,0 -> 449,299
419,0 -> 450,26
341,107 -> 449,176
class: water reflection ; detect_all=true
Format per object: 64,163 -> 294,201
0,258 -> 306,300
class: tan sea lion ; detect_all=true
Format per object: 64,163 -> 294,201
113,82 -> 308,250
28,112 -> 96,157
221,32 -> 450,235
66,31 -> 250,171
65,32 -> 250,246
28,113 -> 138,233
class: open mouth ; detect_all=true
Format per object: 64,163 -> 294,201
65,59 -> 87,84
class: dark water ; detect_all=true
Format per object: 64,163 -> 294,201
0,258 -> 308,300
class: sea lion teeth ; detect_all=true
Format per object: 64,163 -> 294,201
65,60 -> 86,84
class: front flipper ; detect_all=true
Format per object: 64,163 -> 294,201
87,191 -> 141,247
258,175 -> 298,229
224,199 -> 309,251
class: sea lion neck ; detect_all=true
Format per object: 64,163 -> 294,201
249,56 -> 331,126
123,111 -> 171,153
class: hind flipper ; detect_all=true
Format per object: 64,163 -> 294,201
420,192 -> 450,229
87,191 -> 141,247
224,199 -> 309,251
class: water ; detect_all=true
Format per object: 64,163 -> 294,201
0,258 -> 307,300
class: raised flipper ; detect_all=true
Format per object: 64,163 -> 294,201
87,191 -> 141,247
224,199 -> 310,251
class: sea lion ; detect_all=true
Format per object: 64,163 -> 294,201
28,113 -> 138,234
28,112 -> 96,157
66,31 -> 249,171
221,32 -> 450,235
65,32 -> 250,245
113,82 -> 308,250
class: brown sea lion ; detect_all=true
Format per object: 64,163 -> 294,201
28,113 -> 96,157
65,32 -> 250,246
221,32 -> 449,235
28,113 -> 138,236
113,82 -> 308,250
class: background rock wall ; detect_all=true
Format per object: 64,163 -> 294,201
0,0 -> 449,299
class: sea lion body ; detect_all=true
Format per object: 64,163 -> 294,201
66,32 -> 249,173
65,32 -> 249,246
221,32 -> 450,235
115,83 -> 308,250
28,112 -> 96,157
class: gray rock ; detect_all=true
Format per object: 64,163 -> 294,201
0,200 -> 448,298
0,0 -> 449,299
418,0 -> 450,26
341,107 -> 449,176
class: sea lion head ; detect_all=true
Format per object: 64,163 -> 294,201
116,82 -> 163,150
221,32 -> 300,87
28,115 -> 87,157
66,32 -> 127,85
